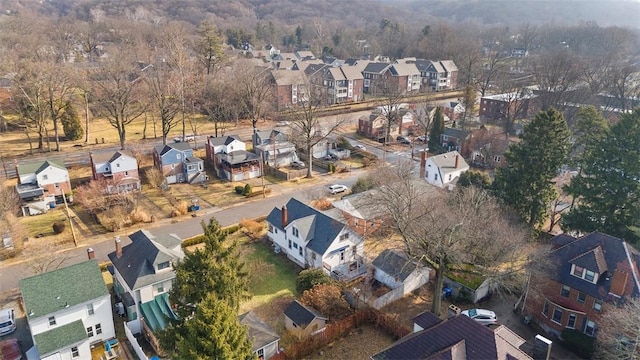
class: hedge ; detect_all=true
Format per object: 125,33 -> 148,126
181,223 -> 243,248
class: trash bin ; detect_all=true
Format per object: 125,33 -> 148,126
441,286 -> 452,300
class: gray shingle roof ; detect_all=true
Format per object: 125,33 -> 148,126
208,135 -> 241,146
239,311 -> 280,352
218,150 -> 259,165
91,150 -> 134,164
442,127 -> 469,140
34,319 -> 87,356
429,151 -> 469,174
154,142 -> 192,156
363,62 -> 390,74
372,250 -> 419,282
20,260 -> 107,321
266,198 -> 346,256
284,300 -> 326,328
107,230 -> 183,290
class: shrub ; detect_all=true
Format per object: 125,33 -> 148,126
243,183 -> 252,195
351,175 -> 376,194
311,198 -> 333,210
362,157 -> 371,167
336,136 -> 351,149
234,185 -> 245,194
240,218 -> 263,237
224,224 -> 241,234
245,188 -> 272,198
145,168 -> 165,188
296,269 -> 334,293
561,329 -> 595,358
129,209 -> 152,223
182,235 -> 206,248
52,221 -> 66,234
176,200 -> 189,215
300,283 -> 353,320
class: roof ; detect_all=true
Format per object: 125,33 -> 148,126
413,59 -> 431,72
239,311 -> 280,352
372,250 -> 422,282
154,142 -> 192,156
208,135 -> 241,147
429,60 -> 445,73
428,151 -> 470,174
17,160 -> 66,176
331,189 -> 385,220
443,127 -> 469,140
15,183 -> 44,200
372,314 -> 531,360
284,300 -> 327,328
33,319 -> 86,356
440,60 -> 458,72
20,260 -> 108,321
138,293 -> 178,332
254,129 -> 289,143
340,66 -> 364,80
363,62 -> 390,74
90,150 -> 135,164
266,198 -> 347,256
412,311 -> 442,330
390,63 -> 420,76
548,231 -> 640,299
107,230 -> 184,291
271,69 -> 306,86
218,150 -> 259,165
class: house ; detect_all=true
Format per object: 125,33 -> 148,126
239,311 -> 280,360
107,230 -> 183,346
283,300 -> 328,339
266,198 -> 366,281
331,189 -> 385,237
253,130 -> 298,167
469,127 -> 512,169
271,69 -> 307,111
421,60 -> 459,91
524,231 -> 640,340
479,90 -> 538,123
305,64 -> 364,105
20,259 -> 116,360
372,311 -> 531,359
16,160 -> 71,215
89,150 -> 141,194
424,151 -> 470,188
441,127 -> 471,155
510,48 -> 529,58
358,113 -> 399,141
205,136 -> 261,181
362,62 -> 391,95
152,142 -> 206,184
295,50 -> 316,61
370,250 -> 431,309
389,62 -> 421,94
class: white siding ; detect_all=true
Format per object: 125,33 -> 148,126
36,166 -> 69,187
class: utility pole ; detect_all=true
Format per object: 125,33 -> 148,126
62,191 -> 78,247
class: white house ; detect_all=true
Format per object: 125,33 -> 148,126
205,135 -> 261,181
266,198 -> 366,281
20,259 -> 116,360
16,160 -> 72,213
89,150 -> 141,193
424,151 -> 469,189
107,230 -> 183,337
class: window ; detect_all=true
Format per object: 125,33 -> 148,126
157,283 -> 165,293
585,270 -> 595,282
71,347 -> 79,358
95,323 -> 102,335
288,240 -> 292,249
87,326 -> 94,337
435,174 -> 438,181
572,265 -> 584,277
176,153 -> 182,159
43,174 -> 48,180
299,247 -> 303,256
116,163 -> 121,168
542,301 -> 549,317
293,242 -> 298,249
340,251 -> 345,261
552,308 -> 563,324
157,261 -> 170,270
340,233 -> 349,241
585,320 -> 596,336
55,183 -> 60,189
442,135 -> 448,141
258,348 -> 265,360
274,228 -> 278,234
292,227 -> 299,237
593,299 -> 602,312
560,285 -> 570,297
124,171 -> 128,176
87,303 -> 94,315
577,292 -> 586,304
268,224 -> 274,233
494,155 -> 501,163
567,314 -> 577,329
48,316 -> 56,326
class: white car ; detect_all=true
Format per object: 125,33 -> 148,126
276,121 -> 290,127
353,144 -> 366,150
291,160 -> 306,169
173,134 -> 195,142
328,184 -> 348,194
461,308 -> 498,326
0,308 -> 16,336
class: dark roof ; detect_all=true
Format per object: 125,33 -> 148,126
412,311 -> 442,330
284,300 -> 326,328
372,315 -> 498,360
15,183 -> 44,200
372,250 -> 420,282
107,230 -> 183,290
154,142 -> 192,156
413,59 -> 431,72
218,150 -> 259,165
442,127 -> 469,140
266,198 -> 346,256
363,62 -> 390,74
239,311 -> 280,352
548,231 -> 640,300
185,156 -> 202,163
208,135 -> 241,146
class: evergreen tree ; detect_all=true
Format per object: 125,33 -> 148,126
174,293 -> 254,360
493,108 -> 571,227
60,103 -> 84,141
428,107 -> 445,153
563,109 -> 640,243
569,106 -> 608,171
458,170 -> 491,189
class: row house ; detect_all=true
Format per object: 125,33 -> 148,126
362,62 -> 422,96
271,69 -> 308,111
479,90 -> 538,126
305,64 -> 364,104
205,135 -> 261,181
525,232 -> 640,340
89,150 -> 141,194
423,60 -> 459,91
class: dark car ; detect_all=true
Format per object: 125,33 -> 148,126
397,136 -> 411,144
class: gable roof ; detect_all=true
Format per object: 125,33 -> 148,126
107,230 -> 184,290
208,135 -> 242,147
331,189 -> 385,220
17,160 -> 67,176
413,59 -> 431,72
90,150 -> 135,164
373,250 -> 421,282
266,198 -> 347,256
390,63 -> 420,76
363,62 -> 390,74
271,69 -> 306,86
428,151 -> 469,174
20,260 -> 107,321
340,66 -> 364,80
284,300 -> 327,328
412,311 -> 442,330
154,142 -> 192,156
255,129 -> 289,143
440,60 -> 458,72
548,231 -> 640,299
443,127 -> 469,140
33,319 -> 87,356
239,311 -> 280,352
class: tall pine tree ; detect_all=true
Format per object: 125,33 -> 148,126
563,109 -> 640,243
174,293 -> 254,360
493,107 -> 571,228
428,106 -> 445,153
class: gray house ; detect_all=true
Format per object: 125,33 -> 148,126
370,250 -> 431,309
253,130 -> 298,167
239,311 -> 281,360
152,143 -> 206,184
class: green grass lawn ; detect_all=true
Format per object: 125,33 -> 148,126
239,239 -> 300,313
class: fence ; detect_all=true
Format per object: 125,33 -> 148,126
371,286 -> 407,309
124,321 -> 148,360
283,308 -> 411,359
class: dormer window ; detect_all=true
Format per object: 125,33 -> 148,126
292,227 -> 299,237
571,264 -> 598,284
157,261 -> 171,271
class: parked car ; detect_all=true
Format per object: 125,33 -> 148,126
397,136 -> 411,144
291,160 -> 306,169
353,144 -> 366,150
0,308 -> 16,336
328,184 -> 348,194
0,338 -> 21,360
276,121 -> 290,127
417,135 -> 429,142
173,134 -> 196,142
460,308 -> 498,326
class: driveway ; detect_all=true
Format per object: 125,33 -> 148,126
0,288 -> 33,356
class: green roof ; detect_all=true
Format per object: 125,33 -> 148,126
20,260 -> 108,321
17,160 -> 66,175
139,293 -> 178,332
34,319 -> 87,356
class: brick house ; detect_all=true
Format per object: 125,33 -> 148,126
440,127 -> 471,156
468,126 -> 513,169
271,69 -> 307,111
89,150 -> 141,193
362,62 -> 391,95
305,64 -> 364,105
331,189 -> 385,238
479,90 -> 538,124
524,232 -> 640,340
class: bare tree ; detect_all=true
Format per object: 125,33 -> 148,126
376,75 -> 406,164
233,60 -> 274,146
606,63 -> 640,114
146,59 -> 181,145
531,48 -> 581,111
595,296 -> 640,360
201,72 -> 235,138
42,62 -> 76,151
372,161 -> 531,315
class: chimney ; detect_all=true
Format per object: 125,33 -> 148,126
455,154 -> 459,168
87,248 -> 95,260
281,205 -> 288,228
419,151 -> 426,178
115,236 -> 122,258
